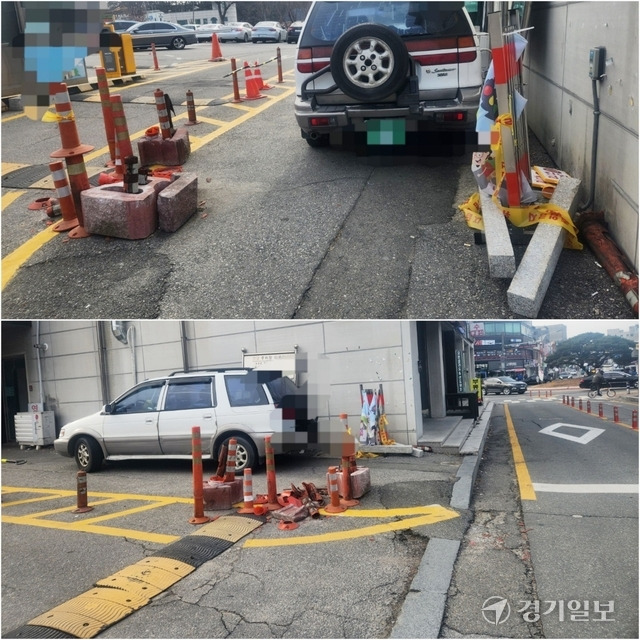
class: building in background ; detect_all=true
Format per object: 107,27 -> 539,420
1,321 -> 476,447
470,321 -> 542,381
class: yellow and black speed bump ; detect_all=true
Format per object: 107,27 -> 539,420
4,514 -> 265,639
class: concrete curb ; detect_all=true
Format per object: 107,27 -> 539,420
389,538 -> 461,639
507,177 -> 581,316
391,402 -> 496,637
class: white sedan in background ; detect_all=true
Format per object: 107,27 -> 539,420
251,21 -> 287,43
195,23 -> 228,42
218,22 -> 253,42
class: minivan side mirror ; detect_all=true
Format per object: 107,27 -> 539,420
103,403 -> 113,414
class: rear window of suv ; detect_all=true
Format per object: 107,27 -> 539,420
303,1 -> 472,45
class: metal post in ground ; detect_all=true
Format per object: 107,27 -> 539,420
613,406 -> 619,423
264,435 -> 279,510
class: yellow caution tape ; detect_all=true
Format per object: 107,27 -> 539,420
41,110 -> 75,123
460,117 -> 582,250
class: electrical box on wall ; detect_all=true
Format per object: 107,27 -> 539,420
589,46 -> 606,79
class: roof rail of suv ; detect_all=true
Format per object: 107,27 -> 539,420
166,367 -> 253,376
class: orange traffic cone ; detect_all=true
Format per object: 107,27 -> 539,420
242,61 -> 265,101
253,61 -> 272,90
209,34 -> 225,62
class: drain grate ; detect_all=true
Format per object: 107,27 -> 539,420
2,164 -> 51,189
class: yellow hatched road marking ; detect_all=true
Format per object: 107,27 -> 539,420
1,514 -> 180,545
505,404 -> 537,501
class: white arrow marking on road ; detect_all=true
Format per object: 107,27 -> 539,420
539,423 -> 605,444
533,483 -> 638,493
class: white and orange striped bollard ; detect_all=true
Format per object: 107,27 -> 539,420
49,161 -> 79,232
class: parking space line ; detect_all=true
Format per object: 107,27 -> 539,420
504,404 -> 537,501
1,486 -> 194,544
1,189 -> 27,210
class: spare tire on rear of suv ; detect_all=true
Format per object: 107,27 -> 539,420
330,23 -> 410,102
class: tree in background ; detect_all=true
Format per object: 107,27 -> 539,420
236,2 -> 311,25
545,332 -> 635,372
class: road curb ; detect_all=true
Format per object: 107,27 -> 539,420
391,401 -> 495,637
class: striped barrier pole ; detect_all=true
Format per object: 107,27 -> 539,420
185,89 -> 200,126
264,435 -> 279,510
189,426 -> 210,524
325,466 -> 346,513
340,456 -> 359,507
613,406 -> 619,423
65,155 -> 92,238
632,410 -> 638,430
110,94 -> 134,175
230,58 -> 243,103
276,47 -> 283,83
95,67 -> 116,165
49,161 -> 79,232
154,88 -> 172,139
571,397 -> 575,408
72,471 -> 94,513
587,400 -> 591,414
223,438 -> 237,482
238,469 -> 255,514
151,42 -> 160,71
598,403 -> 604,418
578,398 -> 583,411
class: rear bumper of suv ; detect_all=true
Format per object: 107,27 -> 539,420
295,87 -> 481,135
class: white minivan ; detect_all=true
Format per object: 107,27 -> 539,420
54,369 -> 314,473
294,1 -> 484,146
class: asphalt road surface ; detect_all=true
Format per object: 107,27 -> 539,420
1,44 -> 635,319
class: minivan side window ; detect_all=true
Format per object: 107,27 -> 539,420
112,382 -> 164,414
225,375 -> 269,407
164,378 -> 213,411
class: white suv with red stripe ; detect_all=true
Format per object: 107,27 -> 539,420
294,1 -> 483,147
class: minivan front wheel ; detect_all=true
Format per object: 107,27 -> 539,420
330,24 -> 409,102
74,436 -> 104,472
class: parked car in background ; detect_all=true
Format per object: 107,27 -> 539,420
579,371 -> 638,389
105,20 -> 140,33
195,23 -> 227,42
218,22 -> 253,42
287,21 -> 304,44
252,21 -> 287,43
54,369 -> 316,474
181,24 -> 198,31
483,376 -> 528,395
294,0 -> 484,147
125,21 -> 197,50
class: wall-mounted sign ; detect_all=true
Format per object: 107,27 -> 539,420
242,351 -> 297,382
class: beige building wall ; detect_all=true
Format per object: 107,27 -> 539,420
18,321 -> 427,446
524,1 -> 638,268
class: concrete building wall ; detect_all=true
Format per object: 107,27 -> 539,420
524,1 -> 638,268
16,321 -> 432,446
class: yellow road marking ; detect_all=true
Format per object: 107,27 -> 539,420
1,190 -> 27,210
1,226 -> 58,289
1,515 -> 179,545
504,404 -> 537,501
2,113 -> 26,123
244,508 -> 459,548
319,504 -> 451,518
1,71 -> 294,287
2,162 -> 30,175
